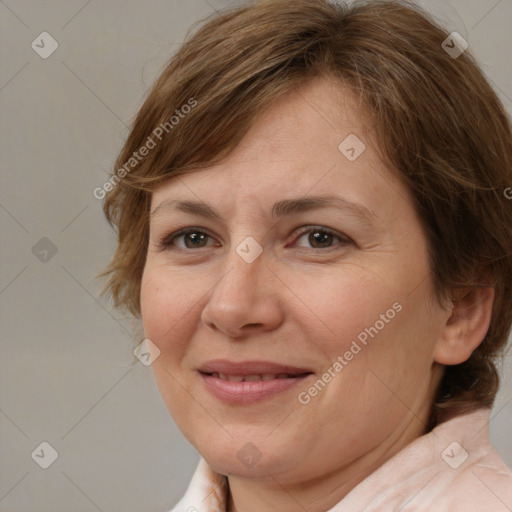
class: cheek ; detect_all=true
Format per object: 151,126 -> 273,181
292,262 -> 436,397
283,263 -> 403,353
140,266 -> 200,354
140,266 -> 200,428
302,294 -> 437,452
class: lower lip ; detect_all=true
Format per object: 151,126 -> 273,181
200,373 -> 312,404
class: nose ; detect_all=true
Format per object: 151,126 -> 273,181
200,248 -> 284,338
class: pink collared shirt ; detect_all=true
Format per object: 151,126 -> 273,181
168,407 -> 512,511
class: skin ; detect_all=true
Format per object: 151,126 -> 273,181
140,78 -> 494,512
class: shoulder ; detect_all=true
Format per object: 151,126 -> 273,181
430,443 -> 512,512
411,407 -> 512,512
340,407 -> 512,512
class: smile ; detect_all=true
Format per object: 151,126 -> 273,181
198,360 -> 313,404
209,372 -> 302,381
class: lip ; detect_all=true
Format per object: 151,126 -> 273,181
198,359 -> 312,376
198,359 -> 313,405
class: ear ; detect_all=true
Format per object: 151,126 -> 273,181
434,285 -> 494,365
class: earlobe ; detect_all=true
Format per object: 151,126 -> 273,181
433,286 -> 494,366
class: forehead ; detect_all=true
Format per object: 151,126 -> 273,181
150,77 -> 407,219
226,77 -> 370,159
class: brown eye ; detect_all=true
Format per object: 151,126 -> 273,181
294,227 -> 350,250
308,231 -> 335,248
162,229 -> 215,249
182,232 -> 209,248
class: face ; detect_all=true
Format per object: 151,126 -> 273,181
141,78 -> 449,485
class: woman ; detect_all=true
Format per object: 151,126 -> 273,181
100,0 -> 512,510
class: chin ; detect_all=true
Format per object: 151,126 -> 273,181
194,431 -> 298,479
203,449 -> 281,479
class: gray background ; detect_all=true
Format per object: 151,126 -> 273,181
0,1 -> 511,511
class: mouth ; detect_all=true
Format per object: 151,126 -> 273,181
198,360 -> 314,404
204,372 -> 310,381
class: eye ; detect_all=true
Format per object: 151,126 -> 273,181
158,226 -> 351,251
292,226 -> 351,249
160,228 -> 217,249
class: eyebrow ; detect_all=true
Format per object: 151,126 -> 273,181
150,196 -> 378,224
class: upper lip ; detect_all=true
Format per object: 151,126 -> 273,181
198,360 -> 313,376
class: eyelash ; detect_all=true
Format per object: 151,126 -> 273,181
158,225 -> 352,251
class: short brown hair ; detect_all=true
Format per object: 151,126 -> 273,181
101,0 -> 512,421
